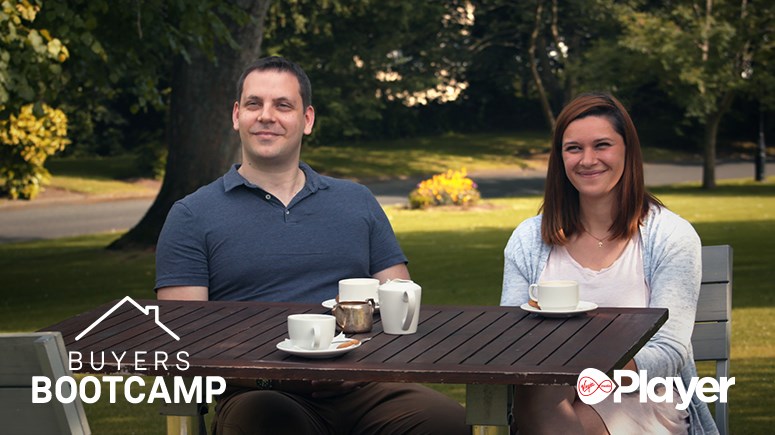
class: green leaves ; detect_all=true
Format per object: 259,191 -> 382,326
615,2 -> 755,122
1,0 -> 68,111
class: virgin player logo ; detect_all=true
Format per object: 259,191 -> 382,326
577,368 -> 615,405
576,367 -> 734,409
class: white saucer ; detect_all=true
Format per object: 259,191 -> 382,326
520,301 -> 598,318
276,338 -> 361,359
322,299 -> 380,312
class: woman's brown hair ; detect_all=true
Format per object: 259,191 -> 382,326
540,92 -> 661,245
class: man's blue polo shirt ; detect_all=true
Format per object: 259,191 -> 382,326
155,162 -> 407,303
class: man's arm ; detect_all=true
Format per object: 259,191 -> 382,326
373,263 -> 410,283
157,286 -> 209,301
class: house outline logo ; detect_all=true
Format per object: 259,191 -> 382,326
75,296 -> 180,341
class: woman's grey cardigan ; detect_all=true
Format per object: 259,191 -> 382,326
501,205 -> 718,434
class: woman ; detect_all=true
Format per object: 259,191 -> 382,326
501,93 -> 717,434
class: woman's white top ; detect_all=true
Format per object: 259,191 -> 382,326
539,235 -> 650,307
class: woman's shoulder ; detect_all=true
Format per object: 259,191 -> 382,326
512,214 -> 542,236
506,215 -> 543,250
643,205 -> 700,246
645,205 -> 694,230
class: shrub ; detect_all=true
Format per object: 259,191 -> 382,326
408,168 -> 481,209
0,103 -> 70,199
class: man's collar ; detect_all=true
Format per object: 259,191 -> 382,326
299,161 -> 330,192
223,162 -> 330,193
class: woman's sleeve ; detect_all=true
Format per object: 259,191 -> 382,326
501,221 -> 535,307
634,215 -> 702,378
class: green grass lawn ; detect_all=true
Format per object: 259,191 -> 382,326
301,131 -> 548,180
41,155 -> 158,197
41,130 -> 702,196
1,178 -> 773,433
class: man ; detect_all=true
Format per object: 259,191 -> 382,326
155,56 -> 468,434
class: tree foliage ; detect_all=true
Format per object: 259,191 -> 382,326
613,0 -> 774,188
468,0 -> 622,129
0,102 -> 69,199
32,0 -> 253,156
0,0 -> 71,198
469,0 -> 773,188
264,0 -> 472,144
0,0 -> 69,113
3,0 -> 773,204
108,0 -> 273,250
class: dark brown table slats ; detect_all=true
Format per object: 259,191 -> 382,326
98,305 -> 209,353
174,305 -> 273,357
488,317 -> 567,365
362,309 -> 452,362
411,310 -> 506,364
565,309 -> 666,370
517,316 -> 595,365
466,313 -> 546,365
67,304 -> 200,352
218,306 -> 322,361
65,303 -> 163,347
41,299 -> 667,386
540,313 -> 621,367
193,306 -> 292,360
434,311 -> 518,365
381,310 -> 470,363
43,299 -> 132,339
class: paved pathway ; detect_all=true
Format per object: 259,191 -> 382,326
0,161 -> 772,244
368,161 -> 774,204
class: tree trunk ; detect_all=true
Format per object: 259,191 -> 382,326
108,0 -> 272,250
528,0 -> 555,130
701,117 -> 718,190
701,91 -> 735,189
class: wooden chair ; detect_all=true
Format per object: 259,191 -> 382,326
692,245 -> 732,435
0,332 -> 91,435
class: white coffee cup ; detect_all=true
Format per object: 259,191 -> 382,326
528,280 -> 579,311
378,279 -> 422,334
287,314 -> 336,350
339,278 -> 380,302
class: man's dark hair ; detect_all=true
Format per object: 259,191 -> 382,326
235,56 -> 312,108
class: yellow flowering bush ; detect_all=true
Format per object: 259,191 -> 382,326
0,103 -> 70,199
408,168 -> 481,209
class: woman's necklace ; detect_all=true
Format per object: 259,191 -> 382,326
584,228 -> 608,248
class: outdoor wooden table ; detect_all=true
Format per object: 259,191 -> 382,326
41,298 -> 667,433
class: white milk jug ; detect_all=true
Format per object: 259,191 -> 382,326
378,279 -> 422,334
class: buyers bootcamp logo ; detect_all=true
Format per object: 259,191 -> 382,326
576,368 -> 735,410
33,297 -> 226,405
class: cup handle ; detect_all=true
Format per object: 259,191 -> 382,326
528,284 -> 539,302
312,325 -> 320,349
402,290 -> 416,331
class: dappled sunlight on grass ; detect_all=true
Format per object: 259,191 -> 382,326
302,131 -> 547,180
0,233 -> 156,331
43,155 -> 160,197
47,155 -> 140,179
50,175 -> 157,196
652,177 -> 775,200
731,307 -> 775,358
724,357 -> 775,432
